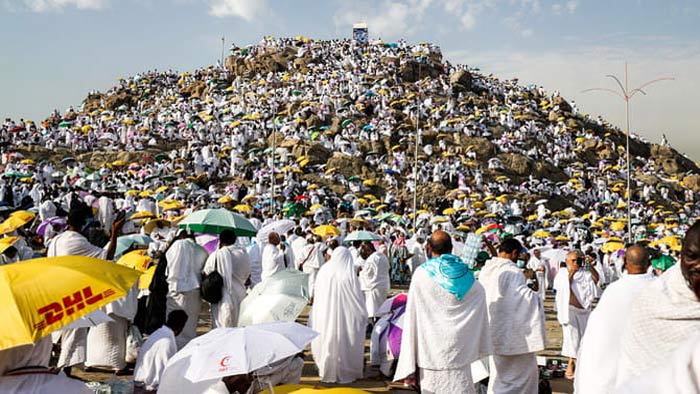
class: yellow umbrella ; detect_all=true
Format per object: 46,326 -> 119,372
10,210 -> 36,223
20,159 -> 35,165
130,211 -> 157,220
0,214 -> 35,235
309,203 -> 324,212
363,179 -> 376,187
472,201 -> 485,209
532,230 -> 551,239
307,184 -> 319,190
155,186 -> 169,194
143,219 -> 171,235
112,160 -> 126,167
0,256 -> 140,350
376,204 -> 388,211
555,235 -> 570,242
139,266 -> 157,290
233,204 -> 252,213
116,250 -> 152,272
443,208 -> 457,215
312,225 -> 340,239
218,196 -> 235,204
139,190 -> 154,198
125,190 -> 139,196
242,195 -> 257,202
601,241 -> 625,253
416,209 -> 430,215
260,385 -> 371,394
363,194 -> 377,200
0,236 -> 20,254
160,200 -> 185,211
610,221 -> 626,231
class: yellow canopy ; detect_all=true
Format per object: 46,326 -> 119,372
217,196 -> 235,204
0,236 -> 20,254
233,204 -> 252,213
601,241 -> 625,253
116,250 -> 152,272
130,211 -> 157,220
443,208 -> 457,215
0,256 -> 140,350
312,225 -> 340,239
532,230 -> 551,239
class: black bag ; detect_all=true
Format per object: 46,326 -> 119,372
200,255 -> 224,304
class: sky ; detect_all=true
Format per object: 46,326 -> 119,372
1,0 -> 699,159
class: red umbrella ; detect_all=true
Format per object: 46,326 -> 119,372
294,195 -> 308,201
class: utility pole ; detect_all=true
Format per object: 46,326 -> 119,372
583,63 -> 673,243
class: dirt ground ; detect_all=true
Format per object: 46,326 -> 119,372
74,289 -> 573,393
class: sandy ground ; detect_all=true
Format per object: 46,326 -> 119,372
74,289 -> 573,393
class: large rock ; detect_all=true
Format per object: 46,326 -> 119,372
456,136 -> 496,160
291,142 -> 330,165
180,81 -> 207,99
637,173 -> 660,187
498,153 -> 531,176
533,161 -> 568,182
83,93 -> 103,113
650,144 -> 697,175
449,70 -> 473,93
552,96 -> 572,113
398,60 -> 443,83
326,152 -> 374,179
103,91 -> 137,111
683,175 -> 700,193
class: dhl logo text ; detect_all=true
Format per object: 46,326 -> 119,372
33,286 -> 116,330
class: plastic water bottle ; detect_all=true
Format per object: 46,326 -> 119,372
463,233 -> 481,268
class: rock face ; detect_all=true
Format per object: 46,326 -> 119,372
180,81 -> 207,99
326,152 -> 375,180
683,175 -> 700,193
103,91 -> 137,111
398,60 -> 443,83
449,70 -> 473,93
498,153 -> 531,176
225,46 -> 301,77
456,136 -> 496,160
552,96 -> 572,113
650,144 -> 696,176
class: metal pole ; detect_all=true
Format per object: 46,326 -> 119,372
625,62 -> 632,243
412,62 -> 421,233
220,36 -> 225,68
271,115 -> 276,215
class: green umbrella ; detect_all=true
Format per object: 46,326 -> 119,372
348,175 -> 361,182
291,90 -> 302,96
178,209 -> 257,236
652,254 -> 675,271
58,121 -> 72,128
341,119 -> 353,128
283,203 -> 307,217
155,153 -> 169,162
310,131 -> 321,141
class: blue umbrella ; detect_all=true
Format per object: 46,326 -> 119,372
108,234 -> 153,259
363,124 -> 374,130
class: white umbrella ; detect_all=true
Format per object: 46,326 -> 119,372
256,219 -> 296,244
183,322 -> 318,382
238,269 -> 309,327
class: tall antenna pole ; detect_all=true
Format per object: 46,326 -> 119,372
220,36 -> 225,68
412,61 -> 422,233
583,64 -> 673,243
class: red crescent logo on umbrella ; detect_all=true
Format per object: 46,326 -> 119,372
220,356 -> 230,367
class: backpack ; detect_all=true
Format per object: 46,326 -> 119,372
200,254 -> 224,304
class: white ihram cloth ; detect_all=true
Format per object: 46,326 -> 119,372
615,333 -> 700,394
575,272 -> 655,394
616,264 -> 700,387
310,247 -> 367,384
97,196 -> 114,232
165,238 -> 208,349
394,268 -> 491,394
48,230 -> 109,368
527,256 -> 547,300
261,244 -> 285,281
85,282 -> 138,370
202,245 -> 250,328
301,243 -> 324,298
359,252 -> 390,318
553,268 -> 600,359
132,325 -> 178,391
478,257 -> 546,394
291,237 -> 308,270
0,337 -> 89,393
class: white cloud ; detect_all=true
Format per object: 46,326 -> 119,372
208,0 -> 267,20
552,0 -> 578,15
460,9 -> 476,29
20,0 -> 107,12
334,1 -> 413,38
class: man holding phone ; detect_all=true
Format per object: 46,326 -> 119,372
553,250 -> 601,380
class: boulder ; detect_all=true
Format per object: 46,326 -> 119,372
326,152 -> 373,179
449,70 -> 473,93
180,81 -> 207,99
683,175 -> 700,193
498,153 -> 531,176
381,56 -> 399,67
292,142 -> 330,165
103,91 -> 137,111
533,161 -> 568,182
457,136 -> 496,160
636,173 -> 660,187
83,93 -> 103,113
552,96 -> 572,113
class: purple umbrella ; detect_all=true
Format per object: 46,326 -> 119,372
37,216 -> 67,236
195,234 -> 219,254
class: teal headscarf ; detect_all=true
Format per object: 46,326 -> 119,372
421,253 -> 475,301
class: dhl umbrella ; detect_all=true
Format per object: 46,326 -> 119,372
0,213 -> 35,235
116,250 -> 152,272
0,256 -> 140,350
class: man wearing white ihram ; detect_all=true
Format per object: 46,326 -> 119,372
575,244 -> 654,393
310,247 -> 367,384
164,230 -> 208,349
394,230 -> 491,394
358,241 -> 390,320
202,229 -> 250,328
479,238 -> 546,394
553,250 -> 600,379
